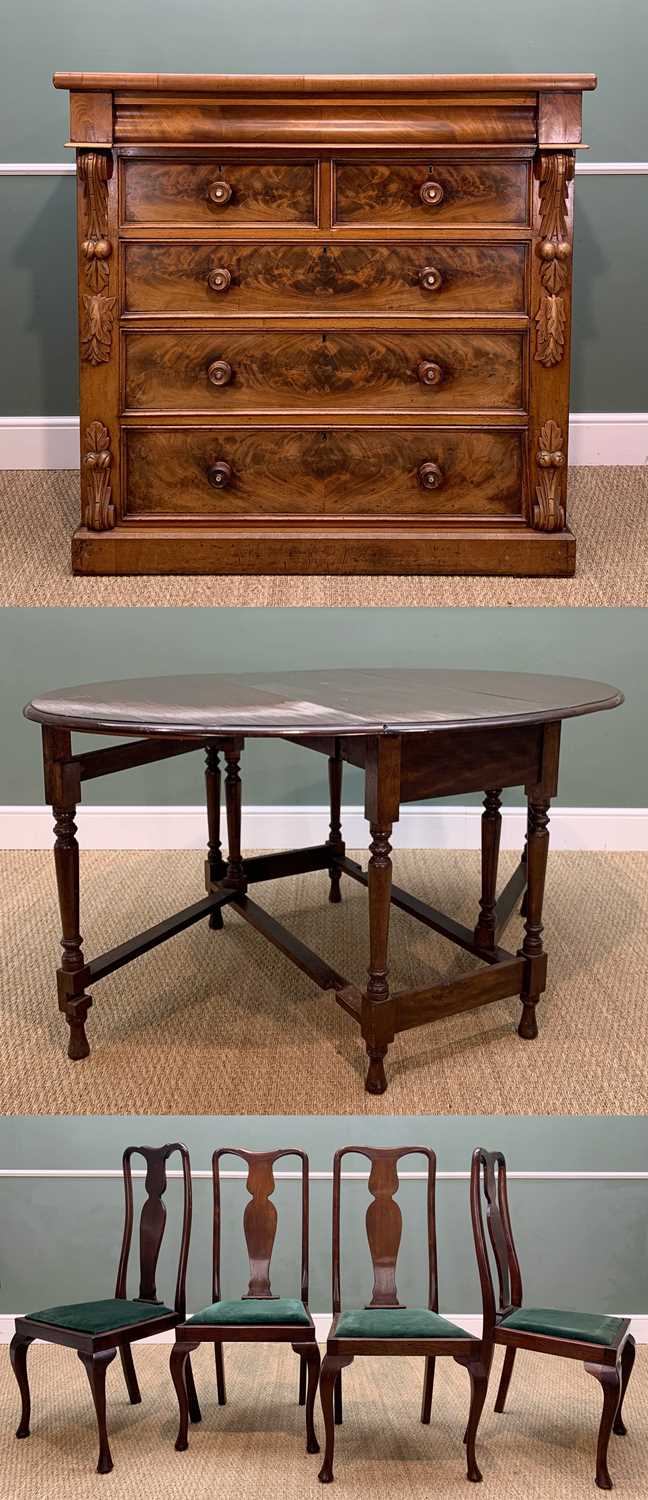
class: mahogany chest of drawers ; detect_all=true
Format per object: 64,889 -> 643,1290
54,72 -> 596,576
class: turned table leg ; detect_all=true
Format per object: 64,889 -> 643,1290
518,797 -> 550,1039
363,820 -> 395,1094
224,741 -> 246,892
474,788 -> 502,949
204,744 -> 225,928
52,803 -> 93,1060
327,742 -> 344,905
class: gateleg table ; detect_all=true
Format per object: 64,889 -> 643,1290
24,668 -> 623,1095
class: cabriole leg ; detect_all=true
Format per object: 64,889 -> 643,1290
10,1334 -> 33,1439
585,1360 -> 623,1490
78,1348 -> 117,1475
318,1354 -> 353,1483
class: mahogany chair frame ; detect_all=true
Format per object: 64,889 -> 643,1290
10,1143 -> 193,1474
470,1148 -> 636,1490
318,1145 -> 491,1484
37,712 -> 561,1097
170,1148 -> 321,1456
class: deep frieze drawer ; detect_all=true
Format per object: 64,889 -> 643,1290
123,240 -> 528,316
124,330 -> 525,413
124,426 -> 524,519
122,159 -> 318,225
334,159 -> 529,226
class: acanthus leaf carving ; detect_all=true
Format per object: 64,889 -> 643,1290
78,150 -> 115,354
80,293 -> 116,366
534,152 -> 574,368
533,419 -> 566,532
82,420 -> 115,531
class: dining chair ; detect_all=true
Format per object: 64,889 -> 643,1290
10,1142 -> 193,1473
471,1147 -> 636,1490
318,1144 -> 491,1483
170,1147 -> 320,1456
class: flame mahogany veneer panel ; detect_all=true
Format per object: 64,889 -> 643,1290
124,426 -> 524,519
124,329 -> 525,414
123,240 -> 528,317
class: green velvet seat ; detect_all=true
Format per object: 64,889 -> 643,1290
189,1297 -> 311,1327
335,1308 -> 475,1340
499,1307 -> 626,1346
27,1298 -> 173,1336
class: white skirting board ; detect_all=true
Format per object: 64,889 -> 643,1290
0,414 -> 647,469
1,804 -> 647,852
1,1314 -> 647,1344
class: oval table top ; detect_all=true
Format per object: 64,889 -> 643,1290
24,669 -> 624,739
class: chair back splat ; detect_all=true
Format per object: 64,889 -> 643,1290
114,1144 -> 192,1317
332,1147 -> 437,1314
470,1148 -> 523,1336
212,1149 -> 309,1304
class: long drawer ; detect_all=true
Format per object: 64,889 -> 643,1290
124,329 -> 525,413
124,426 -> 524,519
333,159 -> 529,227
123,240 -> 527,316
122,158 -> 318,226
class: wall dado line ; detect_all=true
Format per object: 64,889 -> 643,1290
1,1163 -> 647,1342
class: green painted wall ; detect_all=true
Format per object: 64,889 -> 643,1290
1,608 -> 646,809
1,606 -> 648,810
1,1116 -> 647,1316
2,0 -> 648,414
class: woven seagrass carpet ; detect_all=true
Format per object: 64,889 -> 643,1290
1,467 -> 647,606
0,1341 -> 645,1498
1,849 -> 646,1115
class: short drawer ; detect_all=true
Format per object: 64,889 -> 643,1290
124,330 -> 525,413
334,159 -> 529,227
124,426 -> 524,520
122,159 -> 318,225
123,240 -> 527,316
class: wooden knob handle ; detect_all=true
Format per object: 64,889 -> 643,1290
420,179 -> 444,207
208,179 -> 233,206
207,460 -> 233,490
207,267 -> 232,293
417,462 -> 443,491
207,358 -> 233,387
417,360 -> 443,387
419,265 -> 442,292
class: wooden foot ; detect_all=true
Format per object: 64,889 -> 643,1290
474,789 -> 502,949
78,1348 -> 117,1474
318,1354 -> 353,1482
421,1355 -> 435,1424
10,1334 -> 33,1438
365,1047 -> 388,1094
214,1342 -> 226,1406
585,1360 -> 623,1490
294,1343 -> 321,1454
494,1346 -> 516,1412
63,993 -> 93,1059
613,1336 -> 635,1437
170,1342 -> 199,1452
119,1342 -> 141,1405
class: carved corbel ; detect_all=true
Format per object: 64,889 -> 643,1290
534,152 -> 574,368
533,420 -> 566,531
82,421 -> 114,530
78,150 -> 115,363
